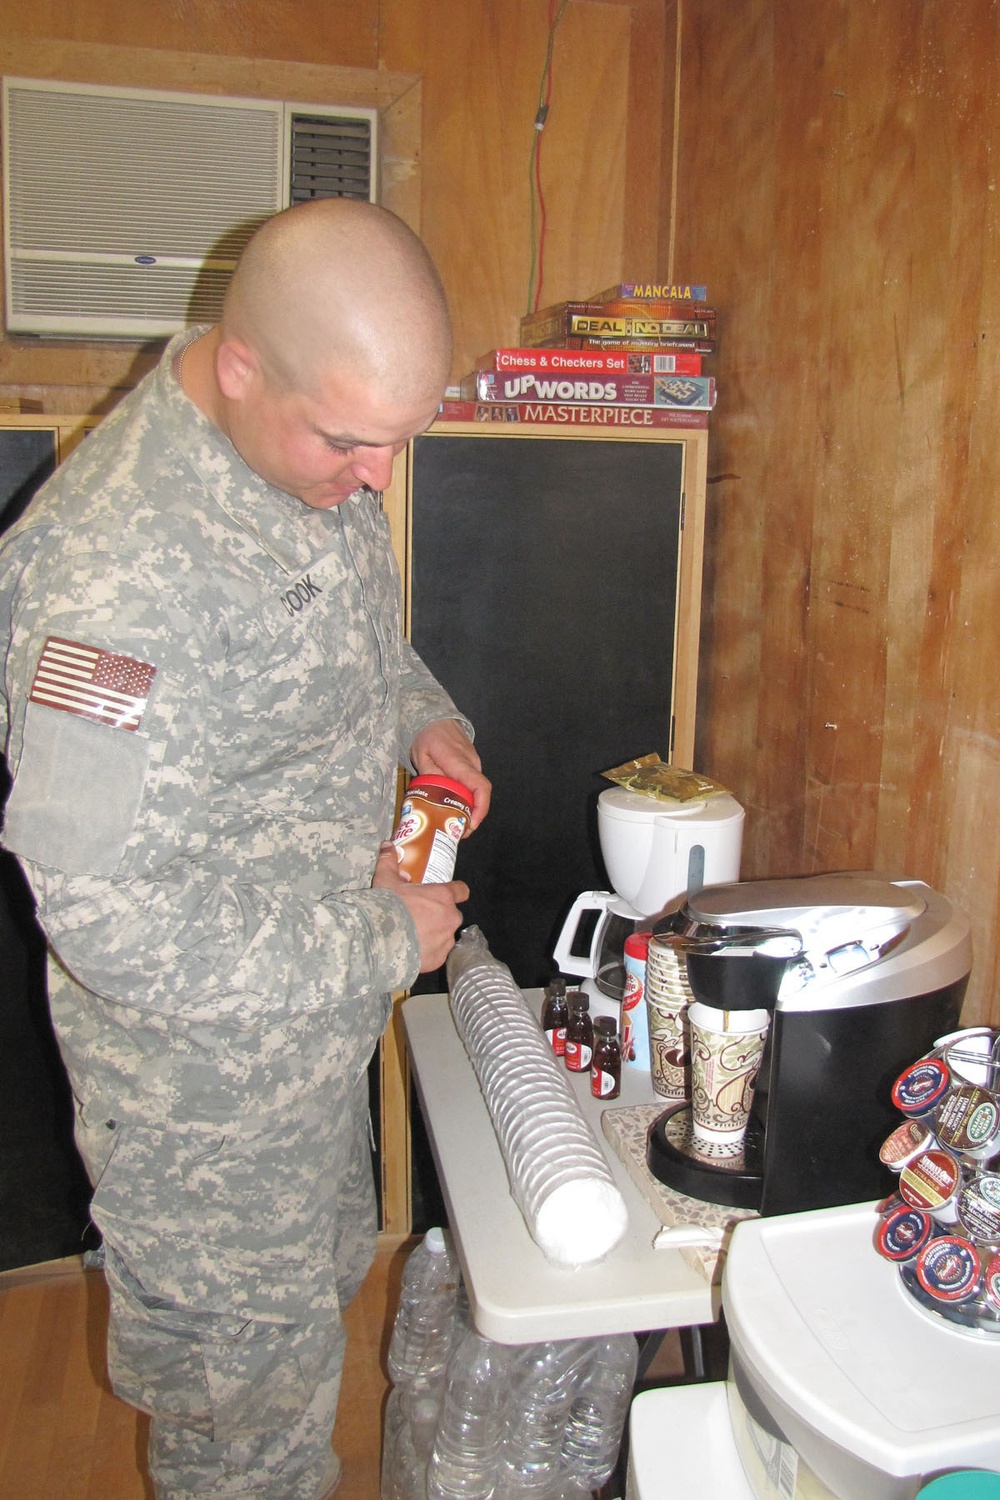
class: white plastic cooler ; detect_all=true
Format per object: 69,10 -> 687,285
626,1202 -> 1000,1500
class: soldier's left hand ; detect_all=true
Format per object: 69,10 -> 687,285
410,719 -> 491,830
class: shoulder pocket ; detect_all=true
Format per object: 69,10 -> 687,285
4,702 -> 151,876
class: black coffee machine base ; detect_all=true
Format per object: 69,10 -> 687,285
646,1103 -> 765,1211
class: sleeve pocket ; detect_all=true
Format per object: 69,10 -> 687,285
4,702 -> 151,877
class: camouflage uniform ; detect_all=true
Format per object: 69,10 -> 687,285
0,331 -> 471,1498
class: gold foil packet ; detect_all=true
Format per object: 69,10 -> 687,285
603,753 -> 730,803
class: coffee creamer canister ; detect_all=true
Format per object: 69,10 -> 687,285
391,775 -> 474,884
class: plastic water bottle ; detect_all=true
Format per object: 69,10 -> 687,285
381,1386 -> 407,1500
383,1384 -> 430,1500
495,1339 -> 594,1497
426,1328 -> 513,1500
388,1228 -> 460,1388
384,1231 -> 462,1500
559,1333 -> 639,1491
392,1407 -> 430,1500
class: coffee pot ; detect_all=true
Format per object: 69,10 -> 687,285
645,872 -> 973,1215
552,787 -> 745,1000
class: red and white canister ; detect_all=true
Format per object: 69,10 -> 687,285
622,931 -> 652,1070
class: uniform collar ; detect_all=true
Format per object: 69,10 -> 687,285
154,329 -> 363,575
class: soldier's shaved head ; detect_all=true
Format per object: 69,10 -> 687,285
220,199 -> 452,408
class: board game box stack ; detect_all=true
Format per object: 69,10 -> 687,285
438,280 -> 717,429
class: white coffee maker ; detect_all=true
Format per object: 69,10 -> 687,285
552,786 -> 745,1000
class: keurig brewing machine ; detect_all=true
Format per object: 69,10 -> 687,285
645,872 -> 972,1215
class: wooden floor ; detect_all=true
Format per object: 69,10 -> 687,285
0,1241 -> 413,1500
0,1242 -> 694,1499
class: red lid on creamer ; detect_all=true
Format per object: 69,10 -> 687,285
624,931 -> 651,960
408,775 -> 475,805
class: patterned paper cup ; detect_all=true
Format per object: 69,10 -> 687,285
688,1001 -> 770,1159
645,934 -> 694,1099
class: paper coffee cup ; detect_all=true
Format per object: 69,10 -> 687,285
645,934 -> 694,1099
688,1001 -> 769,1159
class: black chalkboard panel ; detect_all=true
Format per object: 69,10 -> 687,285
409,430 -> 687,989
0,427 -> 58,533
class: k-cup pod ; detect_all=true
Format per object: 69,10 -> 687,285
899,1148 -> 964,1223
688,1001 -> 770,1161
891,1057 -> 951,1117
983,1252 -> 1000,1314
915,1233 -> 982,1304
879,1119 -> 933,1172
644,934 -> 694,1100
875,1205 -> 935,1265
936,1084 -> 1000,1162
957,1172 -> 1000,1246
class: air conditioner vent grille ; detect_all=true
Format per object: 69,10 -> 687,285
9,261 -> 234,333
289,114 -> 373,203
3,79 -> 377,338
7,87 -> 283,258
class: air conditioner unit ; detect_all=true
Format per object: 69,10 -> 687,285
2,76 -> 378,339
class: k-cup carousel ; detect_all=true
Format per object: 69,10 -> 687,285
876,1026 -> 1000,1337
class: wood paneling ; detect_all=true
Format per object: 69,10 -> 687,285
674,0 -> 1000,1024
380,0 -> 637,364
4,1 -> 997,1050
8,1 -> 381,70
1,4 -> 662,403
0,1249 -> 404,1499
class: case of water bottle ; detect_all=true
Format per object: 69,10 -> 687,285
382,1229 -> 638,1500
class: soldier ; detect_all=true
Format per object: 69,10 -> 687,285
0,199 -> 490,1499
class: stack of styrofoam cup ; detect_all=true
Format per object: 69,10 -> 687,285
445,926 -> 628,1266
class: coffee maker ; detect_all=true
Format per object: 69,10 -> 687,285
552,786 -> 745,1002
645,872 -> 972,1216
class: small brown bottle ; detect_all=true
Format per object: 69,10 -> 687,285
564,990 -> 594,1073
591,1015 -> 622,1099
541,977 -> 569,1057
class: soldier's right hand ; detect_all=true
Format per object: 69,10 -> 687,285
373,844 -> 469,972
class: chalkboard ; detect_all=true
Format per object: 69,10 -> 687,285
0,427 -> 58,532
408,429 -> 695,989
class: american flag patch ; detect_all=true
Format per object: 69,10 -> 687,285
28,637 -> 156,732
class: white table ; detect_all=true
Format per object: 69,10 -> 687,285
401,989 -> 718,1345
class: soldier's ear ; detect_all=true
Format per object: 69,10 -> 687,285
216,335 -> 258,402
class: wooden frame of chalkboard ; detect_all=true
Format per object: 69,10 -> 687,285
380,419 -> 708,1232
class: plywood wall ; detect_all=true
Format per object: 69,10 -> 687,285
674,0 -> 1000,1024
0,2 -> 663,408
3,0 -> 996,1028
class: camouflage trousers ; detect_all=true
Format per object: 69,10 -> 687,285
80,1074 -> 377,1499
